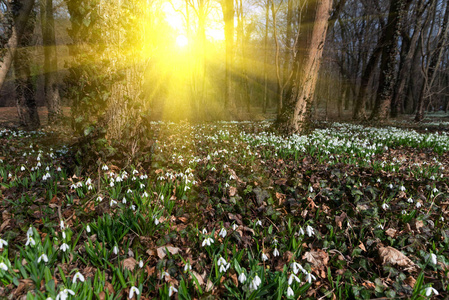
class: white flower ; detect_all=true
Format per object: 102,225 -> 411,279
21,166 -> 25,171
432,187 -> 439,193
381,203 -> 389,210
202,228 -> 207,234
139,260 -> 144,268
161,270 -> 170,279
129,286 -> 140,299
388,184 -> 393,189
122,198 -> 127,204
38,253 -> 48,263
273,248 -> 279,257
102,165 -> 108,171
305,272 -> 316,283
62,231 -> 66,239
127,189 -> 132,194
399,185 -> 406,191
86,225 -> 91,233
60,221 -> 65,230
97,196 -> 103,202
238,272 -> 246,283
140,183 -> 145,189
261,253 -> 268,261
168,285 -> 178,297
27,226 -> 34,237
113,245 -> 119,255
109,182 -> 114,187
55,289 -> 75,300
430,253 -> 437,265
306,225 -> 315,237
401,210 -> 407,215
288,274 -> 300,285
72,272 -> 85,284
110,199 -> 117,207
415,202 -> 422,208
232,223 -> 238,230
407,198 -> 413,203
219,228 -> 227,238
286,286 -> 294,297
0,239 -> 8,249
131,205 -> 136,211
255,220 -> 262,226
297,227 -> 305,236
60,243 -> 69,252
308,186 -> 313,193
249,275 -> 261,290
25,236 -> 36,247
0,262 -> 8,271
425,287 -> 439,296
184,262 -> 192,272
142,191 -> 149,198
202,237 -> 214,247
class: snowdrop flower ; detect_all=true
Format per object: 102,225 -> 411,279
113,245 -> 119,255
97,196 -> 103,202
153,216 -> 160,225
139,260 -> 143,268
102,165 -> 108,171
0,262 -> 8,271
86,225 -> 91,233
25,236 -> 36,247
202,228 -> 208,234
56,288 -> 75,300
306,225 -> 315,237
161,270 -> 170,279
72,272 -> 85,284
110,199 -> 117,207
430,253 -> 437,265
249,275 -> 262,290
407,198 -> 413,203
128,286 -> 139,299
399,185 -> 406,191
425,287 -> 439,296
273,248 -> 279,257
388,184 -> 393,189
168,285 -> 178,297
217,257 -> 230,273
255,220 -> 262,226
62,231 -> 66,239
38,253 -> 48,263
432,187 -> 439,193
202,237 -> 214,247
288,274 -> 300,285
232,223 -> 238,230
219,228 -> 227,238
238,272 -> 246,283
308,186 -> 313,193
57,166 -> 61,172
131,205 -> 136,211
60,243 -> 69,252
142,191 -> 149,198
401,210 -> 407,215
122,197 -> 127,204
184,262 -> 192,272
8,173 -> 12,178
297,227 -> 305,236
0,238 -> 8,249
261,253 -> 268,261
127,189 -> 132,194
381,203 -> 389,210
286,286 -> 294,297
27,226 -> 34,237
60,221 -> 65,231
415,202 -> 422,208
305,272 -> 316,283
109,181 -> 114,187
21,165 -> 25,171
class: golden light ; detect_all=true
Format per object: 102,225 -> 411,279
176,35 -> 189,47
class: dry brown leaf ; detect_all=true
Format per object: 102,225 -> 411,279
275,178 -> 287,185
405,276 -> 416,288
378,246 -> 416,270
205,279 -> 214,292
229,186 -> 237,197
122,257 -> 137,271
0,219 -> 10,233
359,242 -> 366,252
104,281 -> 115,294
191,271 -> 204,286
335,212 -> 347,229
415,220 -> 424,231
385,228 -> 397,238
303,249 -> 329,269
157,246 -> 180,259
275,192 -> 286,205
98,291 -> 106,300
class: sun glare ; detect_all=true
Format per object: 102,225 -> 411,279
176,35 -> 189,47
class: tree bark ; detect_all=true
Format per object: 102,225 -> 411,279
415,0 -> 449,121
0,0 -> 36,92
221,0 -> 234,110
263,0 -> 269,113
370,0 -> 410,121
40,0 -> 62,124
276,0 -> 332,134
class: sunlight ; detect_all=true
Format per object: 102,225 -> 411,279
176,34 -> 189,47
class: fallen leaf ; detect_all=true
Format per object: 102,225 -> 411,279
229,186 -> 237,197
359,242 -> 366,252
157,246 -> 180,259
275,178 -> 287,185
378,246 -> 416,270
104,281 -> 115,294
191,271 -> 204,286
335,212 -> 347,229
303,249 -> 329,269
415,220 -> 424,231
405,276 -> 416,288
385,228 -> 397,238
122,257 -> 137,271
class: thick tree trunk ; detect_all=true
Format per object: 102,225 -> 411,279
370,0 -> 409,121
40,0 -> 62,124
0,0 -> 36,92
415,0 -> 449,121
263,0 -> 269,113
276,0 -> 332,134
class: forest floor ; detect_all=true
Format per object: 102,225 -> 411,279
0,110 -> 448,299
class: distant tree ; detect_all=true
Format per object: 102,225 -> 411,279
276,0 -> 332,134
220,0 -> 234,110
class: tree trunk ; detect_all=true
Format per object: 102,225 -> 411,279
14,3 -> 40,130
221,0 -> 234,110
276,0 -> 332,134
40,0 -> 62,124
370,0 -> 410,121
263,0 -> 269,113
0,0 -> 36,92
415,0 -> 449,121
